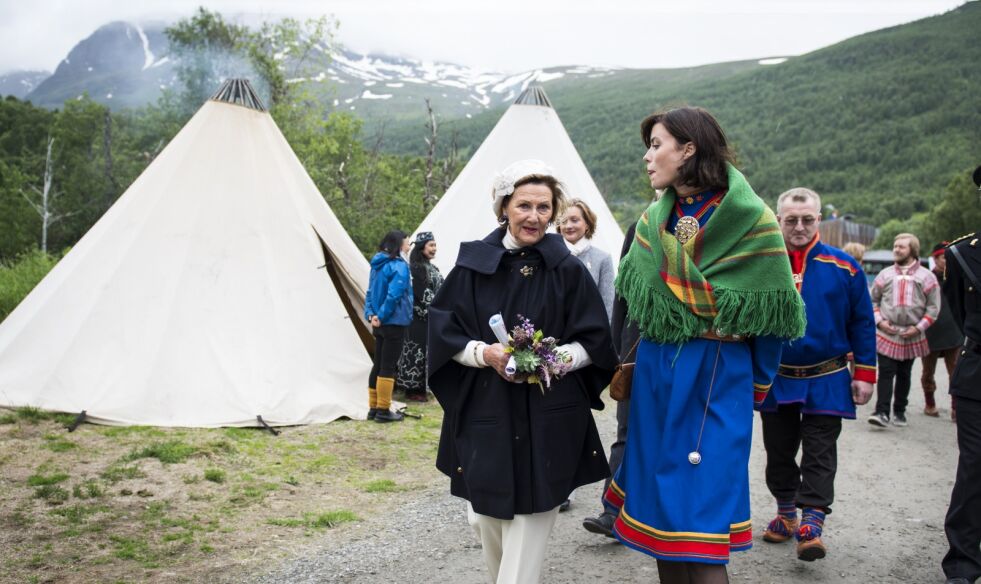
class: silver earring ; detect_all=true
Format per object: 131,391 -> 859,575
499,214 -> 508,226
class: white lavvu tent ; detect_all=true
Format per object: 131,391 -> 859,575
0,79 -> 373,427
416,86 -> 624,275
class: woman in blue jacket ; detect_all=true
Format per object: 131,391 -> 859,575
364,230 -> 413,423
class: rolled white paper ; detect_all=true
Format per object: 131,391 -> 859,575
489,313 -> 518,375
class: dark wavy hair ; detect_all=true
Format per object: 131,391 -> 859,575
640,107 -> 735,192
378,230 -> 407,259
409,242 -> 430,265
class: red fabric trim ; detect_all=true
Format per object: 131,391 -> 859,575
614,516 -> 733,561
853,367 -> 877,384
604,484 -> 625,510
754,388 -> 769,404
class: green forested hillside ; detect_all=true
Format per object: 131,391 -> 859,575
384,2 -> 981,228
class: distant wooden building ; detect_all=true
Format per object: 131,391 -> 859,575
819,217 -> 878,248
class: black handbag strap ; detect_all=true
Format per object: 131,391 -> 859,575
620,337 -> 641,366
950,244 -> 981,290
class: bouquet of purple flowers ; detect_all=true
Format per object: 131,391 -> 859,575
504,315 -> 572,393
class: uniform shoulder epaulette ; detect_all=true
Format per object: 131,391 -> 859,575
948,232 -> 975,247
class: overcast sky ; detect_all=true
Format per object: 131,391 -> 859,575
0,0 -> 967,75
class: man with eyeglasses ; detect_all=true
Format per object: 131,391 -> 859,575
757,187 -> 877,562
869,233 -> 941,428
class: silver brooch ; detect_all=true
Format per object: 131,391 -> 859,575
520,265 -> 535,277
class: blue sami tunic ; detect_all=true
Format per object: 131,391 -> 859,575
604,191 -> 784,564
759,237 -> 878,418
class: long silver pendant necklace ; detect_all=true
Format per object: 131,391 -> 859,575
689,341 -> 722,465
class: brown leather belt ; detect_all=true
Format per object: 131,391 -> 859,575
778,355 -> 849,379
700,330 -> 745,343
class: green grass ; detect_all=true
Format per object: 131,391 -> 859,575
50,503 -> 108,524
100,464 -> 145,484
109,535 -> 158,567
13,406 -> 48,424
267,510 -> 358,529
203,468 -> 225,484
72,480 -> 103,499
33,484 -> 70,504
124,440 -> 197,464
362,479 -> 398,493
228,480 -> 279,507
43,433 -> 77,452
304,454 -> 337,472
27,472 -> 69,487
99,425 -> 167,438
0,406 -> 79,426
0,249 -> 61,321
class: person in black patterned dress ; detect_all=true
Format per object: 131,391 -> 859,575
397,231 -> 443,402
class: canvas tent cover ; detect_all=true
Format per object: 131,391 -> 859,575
415,86 -> 624,275
0,81 -> 372,427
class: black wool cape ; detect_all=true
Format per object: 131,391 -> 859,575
428,229 -> 617,519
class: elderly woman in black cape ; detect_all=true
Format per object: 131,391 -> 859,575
427,159 -> 617,584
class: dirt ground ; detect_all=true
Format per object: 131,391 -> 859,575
257,360 -> 961,584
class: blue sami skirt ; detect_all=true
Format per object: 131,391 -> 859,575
604,338 -> 754,564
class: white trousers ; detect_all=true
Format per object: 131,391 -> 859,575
466,503 -> 560,584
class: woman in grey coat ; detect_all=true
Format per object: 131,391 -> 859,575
558,199 -> 615,321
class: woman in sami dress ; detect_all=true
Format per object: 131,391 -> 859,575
604,107 -> 806,584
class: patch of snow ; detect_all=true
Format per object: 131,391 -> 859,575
362,90 -> 393,100
470,93 -> 491,107
438,79 -> 469,89
159,84 -> 166,90
344,97 -> 355,104
466,114 -> 472,119
106,93 -> 113,99
400,77 -> 428,85
134,24 -> 155,70
535,71 -> 564,83
150,56 -> 170,69
492,72 -> 533,94
350,105 -> 356,110
333,99 -> 339,106
759,57 -> 788,65
87,66 -> 93,72
364,80 -> 376,86
386,82 -> 404,88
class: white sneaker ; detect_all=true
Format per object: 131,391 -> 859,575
867,412 -> 889,427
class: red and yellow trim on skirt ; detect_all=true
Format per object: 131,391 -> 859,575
603,479 -> 752,562
753,382 -> 772,406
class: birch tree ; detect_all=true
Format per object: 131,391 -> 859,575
20,137 -> 75,254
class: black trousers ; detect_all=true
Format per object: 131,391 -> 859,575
875,354 -> 915,416
943,395 -> 981,582
602,398 -> 630,494
369,325 -> 407,387
761,404 -> 843,512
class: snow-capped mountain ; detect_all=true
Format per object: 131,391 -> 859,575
13,19 -> 619,119
314,49 -> 619,118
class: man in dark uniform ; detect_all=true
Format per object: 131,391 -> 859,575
941,164 -> 981,584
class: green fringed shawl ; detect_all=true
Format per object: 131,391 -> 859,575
615,164 -> 806,344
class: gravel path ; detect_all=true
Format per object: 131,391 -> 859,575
256,361 -> 959,583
